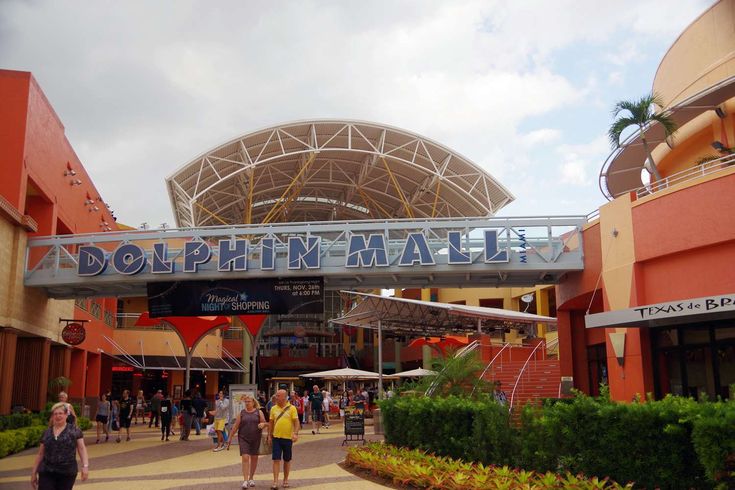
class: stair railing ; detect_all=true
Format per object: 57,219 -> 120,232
471,342 -> 512,397
545,337 -> 559,359
509,339 -> 546,409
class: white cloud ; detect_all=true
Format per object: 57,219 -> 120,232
0,0 -> 710,225
557,135 -> 610,186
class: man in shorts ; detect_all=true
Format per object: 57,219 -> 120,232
307,385 -> 323,435
118,389 -> 135,441
269,389 -> 299,489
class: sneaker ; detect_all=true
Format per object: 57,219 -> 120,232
248,480 -> 255,487
213,445 -> 224,452
241,482 -> 249,489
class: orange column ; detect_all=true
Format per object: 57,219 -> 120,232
0,330 -> 18,414
86,352 -> 102,400
68,349 -> 87,401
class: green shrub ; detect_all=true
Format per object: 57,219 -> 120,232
379,395 -> 513,463
0,425 -> 46,458
382,393 -> 731,489
77,416 -> 92,431
690,401 -> 735,486
0,413 -> 38,431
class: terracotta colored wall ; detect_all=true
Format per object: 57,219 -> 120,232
633,170 -> 735,264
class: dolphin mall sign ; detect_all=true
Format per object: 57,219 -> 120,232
24,217 -> 586,298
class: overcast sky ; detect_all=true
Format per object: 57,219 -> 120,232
0,0 -> 709,228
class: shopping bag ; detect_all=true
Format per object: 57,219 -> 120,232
206,423 -> 215,437
259,431 -> 271,455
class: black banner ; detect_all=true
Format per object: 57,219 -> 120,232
147,277 -> 323,317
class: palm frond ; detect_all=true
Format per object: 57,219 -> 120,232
608,116 -> 638,147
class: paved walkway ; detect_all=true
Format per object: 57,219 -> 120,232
0,420 -> 388,489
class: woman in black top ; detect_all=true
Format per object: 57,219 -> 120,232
159,393 -> 173,441
31,402 -> 89,489
179,389 -> 193,441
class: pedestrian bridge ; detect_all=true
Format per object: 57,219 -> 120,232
24,216 -> 586,298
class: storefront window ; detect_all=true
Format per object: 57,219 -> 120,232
653,320 -> 735,400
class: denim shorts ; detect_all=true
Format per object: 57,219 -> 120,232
271,437 -> 293,461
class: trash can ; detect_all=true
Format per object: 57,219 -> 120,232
373,408 -> 383,435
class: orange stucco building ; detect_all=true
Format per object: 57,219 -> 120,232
557,0 -> 735,401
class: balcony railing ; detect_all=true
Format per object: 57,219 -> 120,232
634,153 -> 735,199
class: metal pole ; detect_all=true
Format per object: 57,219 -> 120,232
377,319 -> 383,400
185,350 -> 192,391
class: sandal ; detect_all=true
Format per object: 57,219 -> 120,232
283,483 -> 290,488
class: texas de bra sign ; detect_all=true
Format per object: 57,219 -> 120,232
77,230 -> 512,277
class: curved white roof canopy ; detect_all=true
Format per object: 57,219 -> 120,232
600,75 -> 735,199
167,120 -> 514,227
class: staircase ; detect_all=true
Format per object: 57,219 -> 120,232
483,342 -> 561,409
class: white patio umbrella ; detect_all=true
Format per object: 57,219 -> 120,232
300,367 -> 385,380
395,368 -> 437,378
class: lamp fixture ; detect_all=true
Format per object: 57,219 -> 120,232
712,141 -> 727,152
715,106 -> 727,119
70,179 -> 82,186
84,199 -> 95,205
64,169 -> 77,176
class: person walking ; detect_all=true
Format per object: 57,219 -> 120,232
307,385 -> 323,435
212,390 -> 230,451
118,389 -> 134,441
149,389 -> 163,428
94,394 -> 110,444
134,390 -> 146,425
159,393 -> 173,441
179,389 -> 193,441
192,393 -> 207,435
268,389 -> 299,490
57,392 -> 77,426
31,402 -> 89,489
301,391 -> 309,426
227,394 -> 267,488
290,391 -> 303,429
110,400 -> 121,443
321,391 -> 332,429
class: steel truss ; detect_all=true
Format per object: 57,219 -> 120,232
166,120 -> 515,227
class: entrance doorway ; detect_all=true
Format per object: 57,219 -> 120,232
653,322 -> 735,400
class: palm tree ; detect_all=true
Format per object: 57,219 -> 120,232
608,93 -> 677,184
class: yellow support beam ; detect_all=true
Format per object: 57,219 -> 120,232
356,187 -> 392,219
431,177 -> 441,218
261,152 -> 316,224
195,201 -> 230,226
245,169 -> 254,224
381,157 -> 414,219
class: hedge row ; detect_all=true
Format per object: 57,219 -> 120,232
0,425 -> 46,458
379,395 -> 735,489
0,417 -> 92,459
0,413 -> 42,431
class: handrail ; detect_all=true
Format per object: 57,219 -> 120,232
471,342 -> 512,396
616,153 -> 735,200
509,340 -> 546,409
545,337 -> 559,358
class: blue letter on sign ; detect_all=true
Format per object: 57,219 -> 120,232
448,231 -> 472,264
152,243 -> 173,274
183,241 -> 211,272
78,246 -> 107,276
218,239 -> 248,272
111,244 -> 147,275
345,234 -> 389,267
484,230 -> 509,263
288,236 -> 320,270
260,238 -> 275,270
398,233 -> 435,266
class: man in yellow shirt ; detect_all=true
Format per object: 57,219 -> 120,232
268,389 -> 299,489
